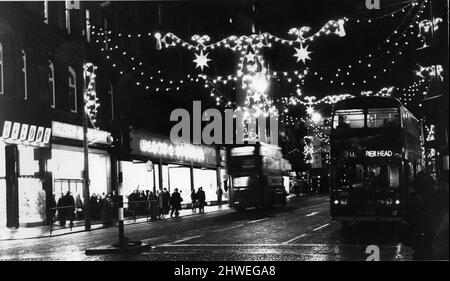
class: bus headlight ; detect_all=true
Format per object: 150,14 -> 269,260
395,200 -> 400,205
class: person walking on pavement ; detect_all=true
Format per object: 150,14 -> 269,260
217,187 -> 223,206
191,189 -> 197,212
64,191 -> 75,228
148,191 -> 157,220
162,188 -> 170,215
197,187 -> 206,213
48,194 -> 57,225
170,188 -> 183,217
56,193 -> 65,226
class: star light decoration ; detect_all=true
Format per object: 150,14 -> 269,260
191,35 -> 213,72
289,27 -> 314,64
293,44 -> 312,64
193,50 -> 211,71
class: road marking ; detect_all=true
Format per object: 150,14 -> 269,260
154,243 -> 397,248
213,224 -> 245,232
247,217 -> 270,224
168,235 -> 204,245
306,211 -> 319,217
282,234 -> 307,244
313,223 -> 330,231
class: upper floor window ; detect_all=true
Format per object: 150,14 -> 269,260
68,66 -> 77,112
49,61 -> 55,108
0,43 -> 3,95
22,50 -> 28,100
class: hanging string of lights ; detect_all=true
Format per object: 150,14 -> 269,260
348,0 -> 417,22
83,62 -> 100,129
308,0 -> 428,87
89,0 -> 435,113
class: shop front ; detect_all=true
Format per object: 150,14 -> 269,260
120,130 -> 222,205
1,120 -> 52,228
50,121 -> 112,210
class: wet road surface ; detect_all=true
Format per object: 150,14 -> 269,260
0,195 -> 413,261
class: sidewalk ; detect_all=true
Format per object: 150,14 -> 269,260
0,204 -> 230,241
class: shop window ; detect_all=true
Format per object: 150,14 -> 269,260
367,108 -> 399,128
0,42 -> 3,95
53,179 -> 83,202
18,146 -> 44,224
22,50 -> 28,100
68,66 -> 77,112
333,109 -> 365,129
49,61 -> 55,108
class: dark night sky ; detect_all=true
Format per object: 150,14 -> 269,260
102,0 -> 448,130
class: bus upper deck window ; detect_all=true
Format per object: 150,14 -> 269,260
333,109 -> 364,129
367,108 -> 399,128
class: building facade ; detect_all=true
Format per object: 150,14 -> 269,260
0,1 -> 115,228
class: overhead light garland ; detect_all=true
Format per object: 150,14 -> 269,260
89,0 -> 435,114
416,64 -> 444,81
308,0 -> 427,87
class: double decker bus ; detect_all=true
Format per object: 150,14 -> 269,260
330,97 -> 423,225
226,143 -> 288,210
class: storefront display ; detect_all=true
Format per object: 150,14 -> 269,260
49,146 -> 111,203
123,130 -> 222,205
49,121 -> 112,214
17,146 -> 45,225
0,120 -> 52,227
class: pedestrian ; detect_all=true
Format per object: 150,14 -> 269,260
197,187 -> 206,213
64,191 -> 75,228
293,183 -> 300,197
191,189 -> 197,212
157,191 -> 165,219
170,188 -> 183,218
75,193 -> 83,220
216,187 -> 223,206
56,193 -> 65,226
148,191 -> 157,220
162,188 -> 170,214
49,194 -> 57,225
404,173 -> 433,260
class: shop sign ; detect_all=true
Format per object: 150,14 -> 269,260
131,131 -> 217,166
1,120 -> 51,146
52,121 -> 112,145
